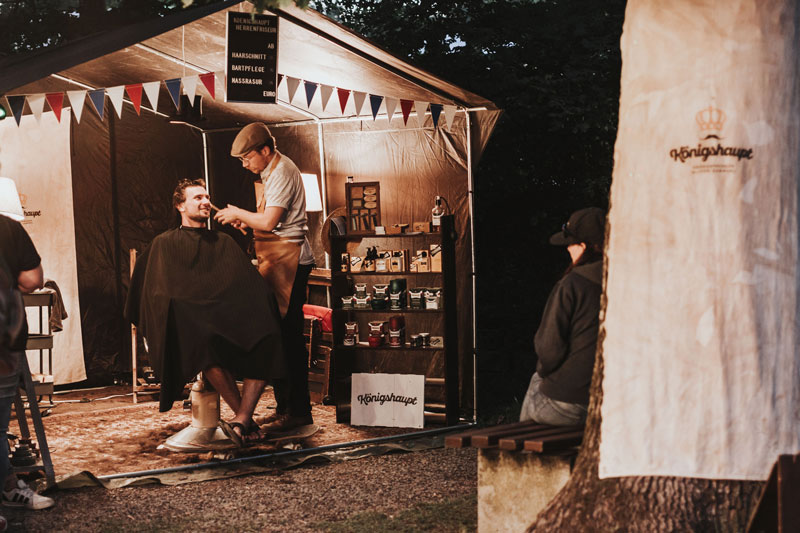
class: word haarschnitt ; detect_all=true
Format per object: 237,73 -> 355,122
357,393 -> 418,406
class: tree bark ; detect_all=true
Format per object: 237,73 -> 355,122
528,306 -> 763,532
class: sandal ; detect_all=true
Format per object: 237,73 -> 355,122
218,420 -> 247,448
242,422 -> 270,445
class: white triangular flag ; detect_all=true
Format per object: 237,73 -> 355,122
384,97 -> 398,123
27,94 -> 45,122
353,91 -> 367,116
183,75 -> 198,105
286,77 -> 301,104
142,81 -> 160,113
415,101 -> 428,126
443,104 -> 457,130
66,90 -> 87,124
319,85 -> 334,112
107,85 -> 125,118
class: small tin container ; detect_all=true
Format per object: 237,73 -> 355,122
354,283 -> 368,298
341,295 -> 354,309
409,334 -> 423,348
418,332 -> 431,346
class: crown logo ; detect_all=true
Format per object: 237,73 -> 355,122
696,106 -> 726,139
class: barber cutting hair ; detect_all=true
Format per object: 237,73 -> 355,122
215,123 -> 315,433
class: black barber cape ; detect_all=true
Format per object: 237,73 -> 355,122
125,227 -> 286,411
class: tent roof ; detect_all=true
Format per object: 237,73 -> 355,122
0,1 -> 496,130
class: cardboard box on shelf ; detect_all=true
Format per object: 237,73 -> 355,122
412,221 -> 431,233
429,244 -> 442,272
411,250 -> 429,272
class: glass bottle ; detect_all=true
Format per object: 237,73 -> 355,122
431,195 -> 445,231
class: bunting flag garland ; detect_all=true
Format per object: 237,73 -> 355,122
400,99 -> 414,126
2,71 -> 461,132
384,97 -> 398,123
6,95 -> 25,126
199,73 -> 215,100
66,90 -> 86,123
27,94 -> 45,123
415,101 -> 428,126
286,77 -> 301,104
125,84 -> 143,115
165,78 -> 182,110
337,88 -> 350,114
142,81 -> 160,113
430,104 -> 443,128
443,104 -> 457,131
88,89 -> 105,120
320,85 -> 334,112
183,75 -> 198,106
46,93 -> 64,123
353,91 -> 367,116
107,86 -> 125,118
369,94 -> 383,120
304,81 -> 318,107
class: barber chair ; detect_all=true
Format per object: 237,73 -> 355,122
163,374 -> 233,452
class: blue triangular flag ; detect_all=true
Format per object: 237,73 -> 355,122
304,81 -> 317,108
88,89 -> 105,120
369,94 -> 383,121
6,95 -> 25,126
430,104 -> 443,128
165,78 -> 182,110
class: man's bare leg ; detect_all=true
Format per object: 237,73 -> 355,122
234,379 -> 267,435
203,366 -> 241,415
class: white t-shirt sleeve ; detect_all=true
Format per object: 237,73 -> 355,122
263,163 -> 300,211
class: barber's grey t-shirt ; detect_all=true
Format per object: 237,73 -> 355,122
261,152 -> 314,265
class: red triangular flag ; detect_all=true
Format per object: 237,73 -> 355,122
199,73 -> 216,100
125,83 -> 143,115
400,99 -> 414,126
337,88 -> 350,114
45,93 -> 64,122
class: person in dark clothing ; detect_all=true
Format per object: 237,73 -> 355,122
520,207 -> 606,426
0,215 -> 54,521
125,180 -> 286,446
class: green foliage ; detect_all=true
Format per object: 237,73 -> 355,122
317,494 -> 477,533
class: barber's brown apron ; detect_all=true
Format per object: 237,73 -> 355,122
253,154 -> 301,318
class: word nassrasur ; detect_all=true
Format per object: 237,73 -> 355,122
357,393 -> 418,406
670,144 -> 754,163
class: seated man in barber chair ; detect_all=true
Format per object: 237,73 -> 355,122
125,179 -> 285,446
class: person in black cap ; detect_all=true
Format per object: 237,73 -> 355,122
520,207 -> 606,426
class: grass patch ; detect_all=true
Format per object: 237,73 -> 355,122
317,493 -> 477,533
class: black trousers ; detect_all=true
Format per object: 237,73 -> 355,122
273,263 -> 313,417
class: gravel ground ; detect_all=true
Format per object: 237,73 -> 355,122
4,446 -> 477,532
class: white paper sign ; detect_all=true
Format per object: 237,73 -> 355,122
351,373 -> 424,428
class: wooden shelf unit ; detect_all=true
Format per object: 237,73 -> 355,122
330,215 -> 459,425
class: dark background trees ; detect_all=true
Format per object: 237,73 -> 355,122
0,0 -> 626,413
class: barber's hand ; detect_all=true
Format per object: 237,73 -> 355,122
232,220 -> 249,230
214,205 -> 241,225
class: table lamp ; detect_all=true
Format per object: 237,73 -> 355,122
301,173 -> 323,212
0,178 -> 24,221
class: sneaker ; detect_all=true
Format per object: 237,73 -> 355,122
2,479 -> 54,510
261,413 -> 313,434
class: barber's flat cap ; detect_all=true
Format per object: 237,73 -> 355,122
231,122 -> 274,157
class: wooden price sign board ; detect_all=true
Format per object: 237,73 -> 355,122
225,12 -> 278,104
345,181 -> 381,234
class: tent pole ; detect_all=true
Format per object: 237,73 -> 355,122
465,109 -> 477,424
317,121 -> 331,308
202,131 -> 212,230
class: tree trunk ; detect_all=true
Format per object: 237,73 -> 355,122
527,328 -> 763,532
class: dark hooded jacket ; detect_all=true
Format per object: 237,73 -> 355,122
125,227 -> 286,411
534,260 -> 602,405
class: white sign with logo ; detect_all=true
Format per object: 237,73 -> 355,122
351,373 -> 424,428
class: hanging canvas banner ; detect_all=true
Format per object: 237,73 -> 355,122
225,11 -> 278,104
351,373 -> 424,428
599,0 -> 800,481
0,110 -> 87,385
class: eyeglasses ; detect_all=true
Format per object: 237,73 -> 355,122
239,150 -> 259,164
